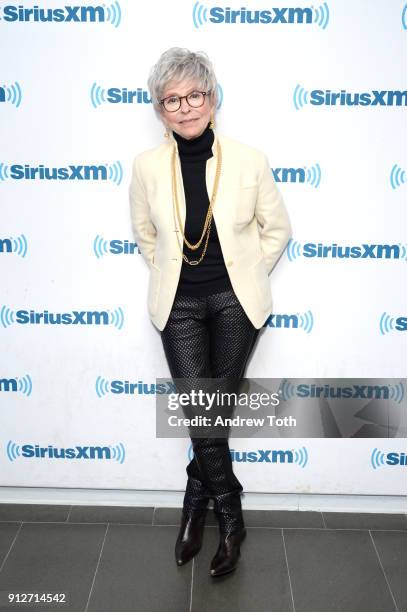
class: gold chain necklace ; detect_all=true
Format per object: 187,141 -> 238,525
171,138 -> 222,266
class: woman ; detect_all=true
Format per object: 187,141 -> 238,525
129,48 -> 291,577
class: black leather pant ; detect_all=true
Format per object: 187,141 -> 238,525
160,288 -> 259,534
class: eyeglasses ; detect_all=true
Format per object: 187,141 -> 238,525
159,90 -> 211,113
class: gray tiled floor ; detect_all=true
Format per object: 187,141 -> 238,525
0,504 -> 406,611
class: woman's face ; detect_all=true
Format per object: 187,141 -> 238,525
160,79 -> 215,140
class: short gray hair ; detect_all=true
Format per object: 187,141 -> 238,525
147,47 -> 218,115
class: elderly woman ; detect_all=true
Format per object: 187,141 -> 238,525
129,47 -> 291,577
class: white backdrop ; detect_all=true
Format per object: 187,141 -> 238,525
1,0 -> 406,494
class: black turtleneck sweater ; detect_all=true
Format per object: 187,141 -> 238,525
173,123 -> 233,297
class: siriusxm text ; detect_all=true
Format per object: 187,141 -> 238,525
2,5 -> 106,22
302,243 -> 403,259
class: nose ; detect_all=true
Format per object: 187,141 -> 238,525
179,97 -> 190,113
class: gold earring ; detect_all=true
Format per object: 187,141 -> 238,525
209,113 -> 215,130
164,129 -> 169,139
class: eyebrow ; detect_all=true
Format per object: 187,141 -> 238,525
162,87 -> 200,98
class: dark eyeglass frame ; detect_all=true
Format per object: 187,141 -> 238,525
159,90 -> 211,112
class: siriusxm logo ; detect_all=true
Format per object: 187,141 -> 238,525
1,3 -> 122,27
402,5 -> 407,30
188,444 -> 308,466
390,164 -> 406,190
91,82 -> 223,108
0,235 -> 28,257
0,81 -> 22,107
93,235 -> 140,258
0,375 -> 32,396
272,163 -> 321,187
264,311 -> 314,333
96,377 -> 175,397
91,84 -> 151,107
294,86 -> 407,109
371,448 -> 407,469
379,312 -> 407,335
192,3 -> 329,29
7,441 -> 126,463
0,161 -> 123,184
229,447 -> 308,467
280,380 -> 405,403
1,307 -> 124,329
287,241 -> 407,261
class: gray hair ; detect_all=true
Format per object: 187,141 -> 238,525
147,47 -> 218,115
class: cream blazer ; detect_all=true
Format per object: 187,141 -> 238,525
129,132 -> 292,331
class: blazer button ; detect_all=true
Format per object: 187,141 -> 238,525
226,260 -> 233,267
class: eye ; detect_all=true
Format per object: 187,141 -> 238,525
189,91 -> 201,99
167,96 -> 179,105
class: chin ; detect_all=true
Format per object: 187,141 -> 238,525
179,122 -> 205,139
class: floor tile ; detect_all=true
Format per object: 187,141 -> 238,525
191,527 -> 293,612
0,523 -> 106,612
87,525 -> 191,612
284,528 -> 396,612
244,510 -> 324,529
371,530 -> 407,610
0,523 -> 21,567
323,512 -> 407,530
0,504 -> 70,523
68,505 -> 154,524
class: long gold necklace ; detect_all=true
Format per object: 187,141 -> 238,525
171,138 -> 222,266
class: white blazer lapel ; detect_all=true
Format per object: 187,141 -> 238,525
170,138 -> 187,234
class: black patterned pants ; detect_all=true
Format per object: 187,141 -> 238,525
160,288 -> 259,532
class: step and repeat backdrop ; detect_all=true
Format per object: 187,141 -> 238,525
1,1 -> 407,495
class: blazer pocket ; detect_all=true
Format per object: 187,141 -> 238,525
234,185 -> 258,223
147,261 -> 161,316
251,256 -> 272,308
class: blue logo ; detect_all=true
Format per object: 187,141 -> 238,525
0,161 -> 123,184
390,164 -> 406,190
91,84 -> 151,107
0,81 -> 22,107
192,3 -> 329,29
0,375 -> 32,396
402,5 -> 407,30
272,163 -> 321,187
1,3 -> 122,27
264,311 -> 314,333
293,85 -> 407,109
287,240 -> 407,261
6,441 -> 126,463
93,235 -> 140,258
188,444 -> 308,466
95,377 -> 175,397
280,380 -> 405,403
379,312 -> 407,335
0,306 -> 124,329
371,448 -> 407,469
0,234 -> 28,257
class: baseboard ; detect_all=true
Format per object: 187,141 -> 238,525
1,487 -> 407,513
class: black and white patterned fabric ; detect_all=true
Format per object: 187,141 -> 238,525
161,288 -> 259,534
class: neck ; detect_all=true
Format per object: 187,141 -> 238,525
172,122 -> 214,162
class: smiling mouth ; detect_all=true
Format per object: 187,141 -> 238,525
180,118 -> 198,124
